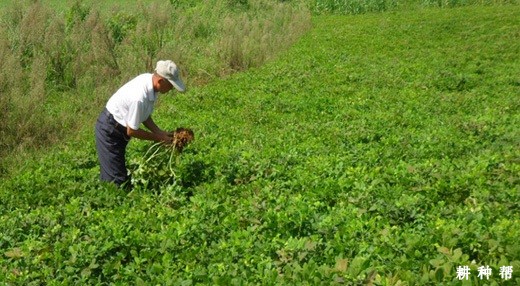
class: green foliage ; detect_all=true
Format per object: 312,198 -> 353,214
1,2 -> 520,285
65,0 -> 90,31
311,0 -> 398,14
422,0 -> 519,8
106,11 -> 137,44
168,0 -> 199,8
0,0 -> 310,171
310,0 -> 520,14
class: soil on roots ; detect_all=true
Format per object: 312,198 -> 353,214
172,127 -> 194,152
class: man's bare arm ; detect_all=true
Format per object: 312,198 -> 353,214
126,126 -> 171,143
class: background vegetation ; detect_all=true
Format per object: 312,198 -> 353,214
1,0 -> 519,285
0,0 -> 311,174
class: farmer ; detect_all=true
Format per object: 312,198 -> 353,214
95,60 -> 185,187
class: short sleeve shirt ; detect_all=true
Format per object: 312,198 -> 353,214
106,73 -> 157,130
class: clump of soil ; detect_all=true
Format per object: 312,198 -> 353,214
172,127 -> 194,152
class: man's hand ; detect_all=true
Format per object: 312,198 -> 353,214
159,130 -> 173,139
127,127 -> 173,144
160,132 -> 174,144
131,116 -> 174,144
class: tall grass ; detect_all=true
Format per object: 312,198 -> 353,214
0,0 -> 311,175
218,2 -> 311,73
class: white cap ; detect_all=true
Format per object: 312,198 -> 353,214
155,60 -> 185,92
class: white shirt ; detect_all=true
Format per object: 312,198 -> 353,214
106,74 -> 157,130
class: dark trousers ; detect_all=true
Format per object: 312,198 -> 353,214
95,108 -> 131,187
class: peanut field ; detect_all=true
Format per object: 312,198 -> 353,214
1,1 -> 519,285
